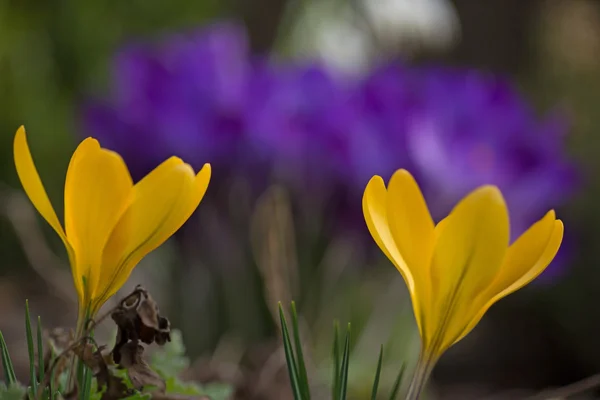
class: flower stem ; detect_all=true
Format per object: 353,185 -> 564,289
67,306 -> 91,394
405,351 -> 437,400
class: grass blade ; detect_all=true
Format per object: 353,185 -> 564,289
48,348 -> 56,400
370,345 -> 384,400
37,316 -> 46,398
0,331 -> 17,384
278,303 -> 304,400
337,324 -> 351,400
80,368 -> 93,400
290,302 -> 310,400
388,363 -> 406,400
332,321 -> 340,400
25,300 -> 37,395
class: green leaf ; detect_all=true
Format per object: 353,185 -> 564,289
0,331 -> 17,385
25,300 -> 38,397
198,383 -> 233,400
36,317 -> 44,384
388,363 -> 405,400
150,330 -> 189,377
121,393 -> 151,400
337,324 -> 351,400
332,321 -> 340,400
0,382 -> 27,400
163,377 -> 232,400
290,302 -> 310,400
36,316 -> 48,400
278,303 -> 304,400
370,345 -> 384,400
80,366 -> 93,400
48,349 -> 60,400
164,377 -> 202,395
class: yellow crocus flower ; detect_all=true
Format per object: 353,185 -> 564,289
13,126 -> 211,320
363,169 -> 563,399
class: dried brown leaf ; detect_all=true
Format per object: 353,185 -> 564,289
100,374 -> 132,400
110,286 -> 171,363
119,342 -> 166,393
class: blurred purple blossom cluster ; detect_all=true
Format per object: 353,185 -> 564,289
82,22 -> 577,266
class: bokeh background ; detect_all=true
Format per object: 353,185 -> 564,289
1,0 -> 600,398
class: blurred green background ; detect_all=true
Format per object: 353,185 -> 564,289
1,0 -> 600,399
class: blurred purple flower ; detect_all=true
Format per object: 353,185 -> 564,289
353,64 -> 577,278
356,64 -> 577,238
83,22 -> 251,180
81,22 -> 578,278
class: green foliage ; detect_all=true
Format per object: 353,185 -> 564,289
279,302 -> 407,400
0,383 -> 27,400
1,304 -> 234,400
149,330 -> 233,400
25,300 -> 38,398
0,331 -> 17,385
150,330 -> 189,377
370,346 -> 384,400
121,393 -> 151,400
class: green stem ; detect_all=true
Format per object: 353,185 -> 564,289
67,306 -> 90,393
405,351 -> 438,400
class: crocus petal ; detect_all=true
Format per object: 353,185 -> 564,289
386,169 -> 435,273
493,220 -> 563,300
91,158 -> 211,311
386,170 -> 435,321
451,214 -> 563,345
363,175 -> 425,333
64,141 -> 133,301
13,127 -> 80,296
429,185 -> 509,353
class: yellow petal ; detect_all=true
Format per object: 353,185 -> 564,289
363,175 -> 425,333
91,159 -> 211,311
13,127 -> 80,296
64,141 -> 133,301
489,210 -> 559,300
451,214 -> 563,345
386,169 -> 435,273
363,176 -> 414,290
428,185 -> 509,353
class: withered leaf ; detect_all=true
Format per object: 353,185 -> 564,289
73,343 -> 110,386
71,342 -> 133,400
110,286 -> 171,363
100,374 -> 132,400
119,341 -> 166,393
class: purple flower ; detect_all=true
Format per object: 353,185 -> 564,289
82,22 -> 577,278
83,22 -> 251,180
355,64 -> 577,237
353,64 -> 577,278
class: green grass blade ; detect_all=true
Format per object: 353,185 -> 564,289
388,363 -> 405,400
370,345 -> 384,400
0,331 -> 17,384
37,316 -> 46,398
278,303 -> 304,400
49,348 -> 56,400
290,302 -> 310,400
332,321 -> 340,400
25,300 -> 38,395
337,324 -> 351,400
80,367 -> 93,400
